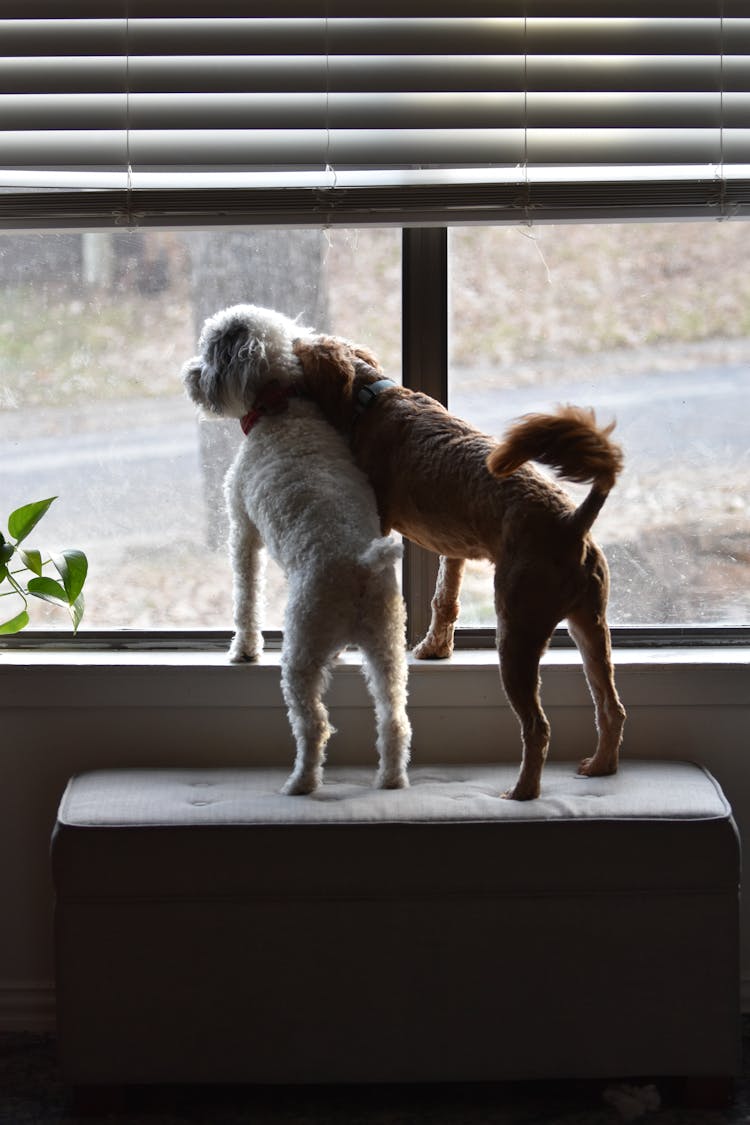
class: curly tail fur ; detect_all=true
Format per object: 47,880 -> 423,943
487,405 -> 623,533
359,536 -> 403,574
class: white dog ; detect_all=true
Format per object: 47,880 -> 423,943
182,304 -> 411,795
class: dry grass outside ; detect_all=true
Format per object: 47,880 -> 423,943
449,223 -> 750,380
0,284 -> 194,412
5,222 -> 750,412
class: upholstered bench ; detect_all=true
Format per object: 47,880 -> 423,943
51,761 -> 740,1087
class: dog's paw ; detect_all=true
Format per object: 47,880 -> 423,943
376,770 -> 410,790
502,781 -> 540,801
412,635 -> 453,660
228,633 -> 263,664
228,648 -> 261,664
282,770 -> 320,796
576,756 -> 618,778
229,650 -> 260,664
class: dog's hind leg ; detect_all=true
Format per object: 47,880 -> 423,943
279,591 -> 337,794
360,617 -> 412,790
496,602 -> 554,800
280,645 -> 333,795
413,556 -> 466,659
566,591 -> 626,780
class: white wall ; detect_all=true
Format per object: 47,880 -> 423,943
1,645 -> 749,1030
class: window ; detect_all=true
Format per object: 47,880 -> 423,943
3,221 -> 748,640
449,222 -> 750,629
0,227 -> 401,631
1,6 -> 747,645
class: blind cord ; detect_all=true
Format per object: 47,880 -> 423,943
324,3 -> 336,191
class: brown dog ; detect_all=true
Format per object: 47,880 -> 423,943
292,334 -> 626,801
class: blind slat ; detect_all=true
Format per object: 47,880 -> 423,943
6,56 -> 749,96
10,92 -> 750,131
5,17 -> 748,57
125,15 -> 742,57
5,130 -> 743,172
0,2 -> 730,16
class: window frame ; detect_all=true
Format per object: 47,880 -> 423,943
1,223 -> 748,651
1,4 -> 748,650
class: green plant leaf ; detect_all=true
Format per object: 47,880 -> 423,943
69,591 -> 85,634
8,497 -> 57,544
0,609 -> 30,634
52,550 -> 88,603
19,548 -> 43,576
0,563 -> 8,583
0,542 -> 14,565
27,575 -> 69,607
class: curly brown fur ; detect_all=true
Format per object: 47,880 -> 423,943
293,337 -> 383,433
488,405 -> 624,534
488,404 -> 623,493
294,334 -> 626,801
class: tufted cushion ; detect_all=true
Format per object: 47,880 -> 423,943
53,761 -> 737,899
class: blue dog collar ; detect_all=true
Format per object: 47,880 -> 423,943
354,377 -> 397,417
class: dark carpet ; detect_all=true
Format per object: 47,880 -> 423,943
2,1025 -> 749,1125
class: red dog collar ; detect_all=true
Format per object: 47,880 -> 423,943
241,382 -> 297,435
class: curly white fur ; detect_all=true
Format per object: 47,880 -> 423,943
182,304 -> 411,795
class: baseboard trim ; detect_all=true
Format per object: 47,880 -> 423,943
0,982 -> 56,1032
3,979 -> 749,1033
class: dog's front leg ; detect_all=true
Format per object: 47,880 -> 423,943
227,504 -> 266,663
413,556 -> 465,659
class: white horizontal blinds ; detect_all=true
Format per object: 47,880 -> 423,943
525,9 -> 748,172
0,2 -> 748,227
129,18 -> 524,172
0,14 -> 522,174
0,17 -> 128,178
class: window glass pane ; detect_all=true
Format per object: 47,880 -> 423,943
0,228 -> 401,632
448,223 -> 750,627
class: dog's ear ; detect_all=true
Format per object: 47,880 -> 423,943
293,335 -> 357,432
205,324 -> 268,383
352,345 -> 383,375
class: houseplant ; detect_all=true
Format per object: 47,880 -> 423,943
0,498 -> 87,634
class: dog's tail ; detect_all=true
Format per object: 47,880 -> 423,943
359,536 -> 403,575
487,405 -> 623,533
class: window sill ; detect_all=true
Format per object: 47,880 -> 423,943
2,644 -> 748,710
